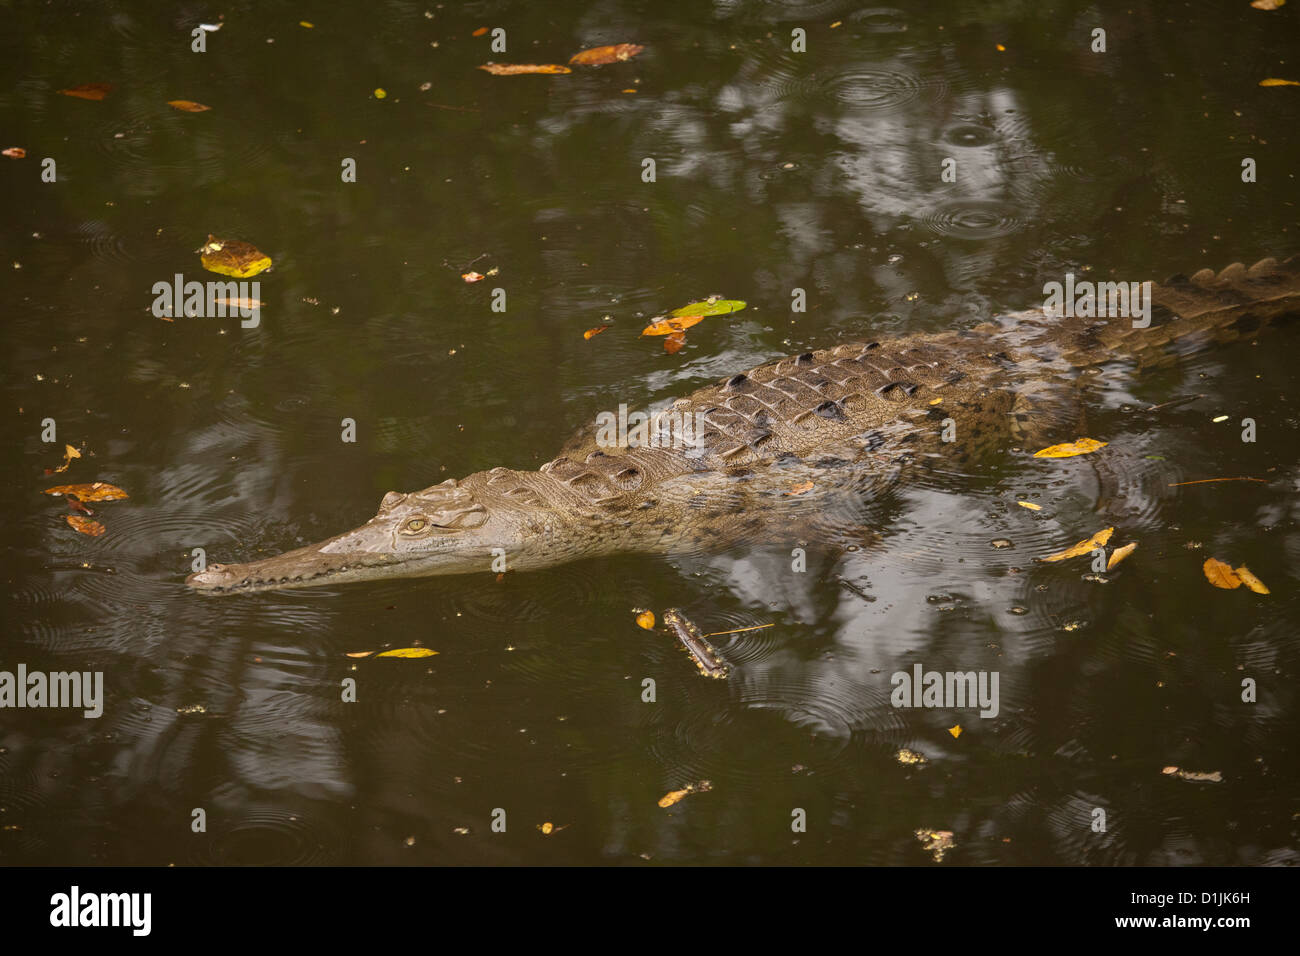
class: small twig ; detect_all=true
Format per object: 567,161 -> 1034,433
702,623 -> 775,638
423,102 -> 480,112
1167,477 -> 1268,487
1146,394 -> 1204,412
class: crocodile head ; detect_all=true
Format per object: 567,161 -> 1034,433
186,479 -> 507,594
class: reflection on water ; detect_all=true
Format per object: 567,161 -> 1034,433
1,0 -> 1297,865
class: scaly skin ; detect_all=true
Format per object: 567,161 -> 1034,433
187,255 -> 1300,594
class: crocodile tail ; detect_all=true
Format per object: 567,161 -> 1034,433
1104,254 -> 1300,366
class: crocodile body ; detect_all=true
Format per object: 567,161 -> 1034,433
187,256 -> 1300,594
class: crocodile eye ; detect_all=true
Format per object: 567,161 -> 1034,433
401,517 -> 428,534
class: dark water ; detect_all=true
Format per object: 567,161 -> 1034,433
2,0 -> 1298,865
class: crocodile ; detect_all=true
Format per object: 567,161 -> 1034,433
187,256 -> 1300,594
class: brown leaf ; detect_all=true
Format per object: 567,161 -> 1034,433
663,331 -> 686,353
1202,557 -> 1242,589
1234,565 -> 1270,595
43,482 -> 128,502
569,43 -> 645,66
657,780 -> 711,808
58,83 -> 113,101
1106,541 -> 1138,570
1043,527 -> 1114,562
477,63 -> 572,76
66,497 -> 93,515
785,480 -> 815,496
2,147 -> 26,159
65,515 -> 106,537
472,26 -> 489,37
583,325 -> 609,340
641,314 -> 703,336
167,100 -> 211,112
50,444 -> 81,474
1251,0 -> 1285,9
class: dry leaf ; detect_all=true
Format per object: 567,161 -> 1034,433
345,651 -> 374,658
462,271 -> 485,283
472,26 -> 489,37
641,314 -> 703,336
1016,501 -> 1041,511
198,235 -> 272,278
657,780 -> 711,808
568,43 -> 645,66
1043,527 -> 1114,562
477,63 -> 572,76
948,724 -> 963,738
65,515 -> 106,537
49,444 -> 81,474
1203,557 -> 1242,589
1259,78 -> 1300,86
1032,437 -> 1108,458
914,829 -> 955,862
1251,0 -> 1285,9
896,748 -> 927,765
375,647 -> 439,658
785,480 -> 815,496
1234,565 -> 1270,595
583,325 -> 609,340
539,821 -> 553,834
167,100 -> 211,112
2,147 -> 26,159
663,331 -> 686,354
1106,541 -> 1138,570
58,83 -> 113,101
43,482 -> 128,502
635,609 -> 655,630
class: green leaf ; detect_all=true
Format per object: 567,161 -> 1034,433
669,298 -> 746,318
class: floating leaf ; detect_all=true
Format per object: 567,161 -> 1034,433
478,63 -> 572,75
1043,527 -> 1114,562
58,83 -> 113,101
896,748 -> 927,765
948,724 -> 962,739
785,480 -> 815,496
669,297 -> 746,318
663,331 -> 686,354
299,20 -> 315,28
914,829 -> 955,862
199,235 -> 273,278
375,647 -> 439,658
2,147 -> 26,159
568,43 -> 645,66
641,314 -> 703,336
583,325 -> 609,340
1016,500 -> 1041,511
168,99 -> 211,112
1251,0 -> 1285,9
1202,557 -> 1242,589
345,651 -> 374,658
1163,766 -> 1222,782
43,482 -> 128,502
1032,437 -> 1108,458
657,780 -> 711,808
462,271 -> 485,283
472,26 -> 489,37
1234,565 -> 1270,595
539,822 -> 553,834
1106,541 -> 1138,570
635,609 -> 655,630
66,515 -> 106,537
49,444 -> 81,474
1259,78 -> 1300,86
374,88 -> 387,98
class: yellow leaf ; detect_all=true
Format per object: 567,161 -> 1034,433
641,314 -> 704,336
657,780 -> 711,808
1106,541 -> 1138,570
635,610 -> 656,630
1234,565 -> 1270,595
1032,438 -> 1108,458
374,647 -> 439,658
167,100 -> 211,112
1016,500 -> 1041,511
51,444 -> 82,473
1202,557 -> 1242,589
345,651 -> 374,658
199,235 -> 273,278
374,88 -> 387,98
477,63 -> 573,75
43,482 -> 129,502
1251,0 -> 1285,9
1259,78 -> 1300,86
583,325 -> 608,340
1043,527 -> 1114,562
540,822 -> 554,834
948,724 -> 962,739
299,20 -> 315,27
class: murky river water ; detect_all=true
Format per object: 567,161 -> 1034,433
2,0 -> 1298,865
